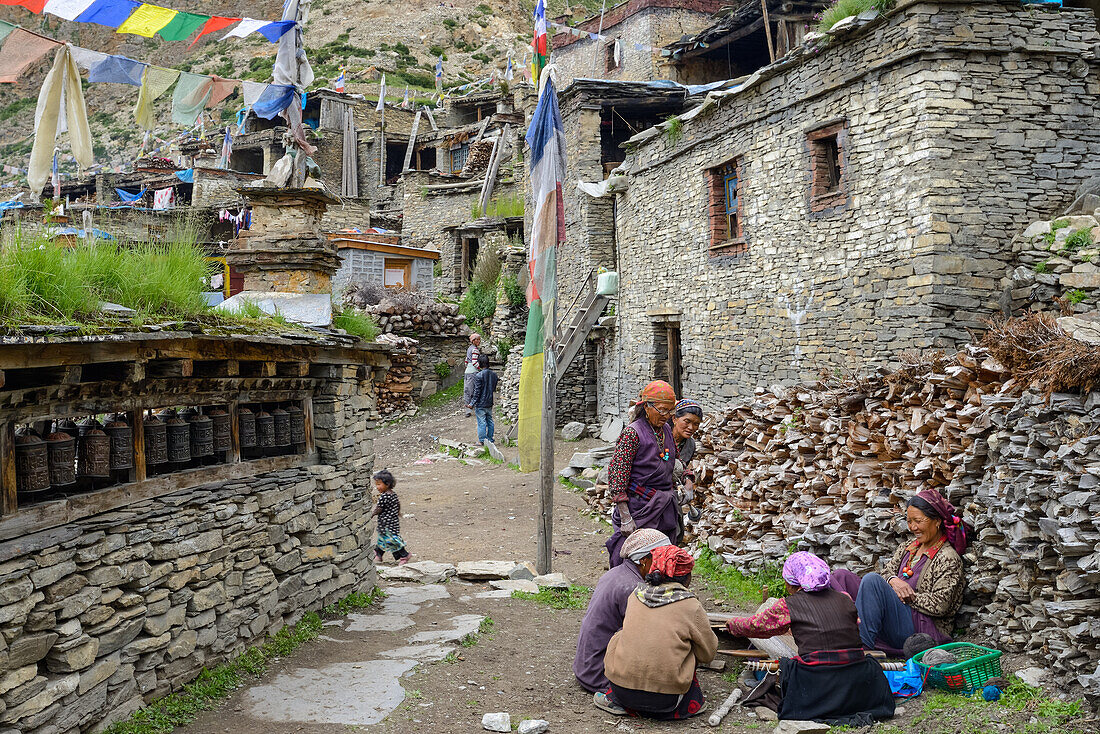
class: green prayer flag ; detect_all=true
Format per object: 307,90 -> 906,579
156,11 -> 209,41
0,20 -> 16,44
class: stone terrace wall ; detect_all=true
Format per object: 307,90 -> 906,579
0,355 -> 382,732
602,0 -> 1100,417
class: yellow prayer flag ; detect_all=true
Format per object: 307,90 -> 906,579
117,4 -> 178,37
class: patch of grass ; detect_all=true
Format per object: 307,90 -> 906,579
483,193 -> 524,219
440,651 -> 460,664
694,548 -> 785,607
1051,219 -> 1073,231
559,476 -> 585,492
332,307 -> 380,341
511,585 -> 593,610
236,299 -> 292,327
321,588 -> 385,617
663,115 -> 683,146
1062,227 -> 1094,253
0,96 -> 36,123
1033,258 -> 1051,274
422,381 -> 463,409
817,0 -> 895,32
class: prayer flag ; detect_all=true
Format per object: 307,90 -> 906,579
0,29 -> 59,82
241,80 -> 266,106
252,83 -> 293,119
334,66 -> 345,93
51,149 -> 60,198
505,55 -> 513,82
376,73 -> 385,111
531,0 -> 549,85
42,0 -> 97,20
434,55 -> 443,92
220,17 -> 267,39
255,19 -> 294,42
75,0 -> 141,28
88,54 -> 145,85
188,15 -> 239,47
0,0 -> 47,13
0,20 -> 14,43
518,77 -> 565,472
116,3 -> 177,36
400,85 -> 410,109
171,71 -> 212,125
207,75 -> 236,106
156,10 -> 207,40
133,65 -> 179,129
218,126 -> 231,168
69,46 -> 108,70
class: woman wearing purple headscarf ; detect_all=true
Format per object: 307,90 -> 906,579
830,488 -> 969,656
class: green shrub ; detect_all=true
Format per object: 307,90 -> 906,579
434,361 -> 452,378
817,0 -> 895,32
332,308 -> 380,340
1066,288 -> 1089,304
1063,227 -> 1094,253
459,281 -> 497,323
500,274 -> 525,307
442,18 -> 457,29
471,247 -> 501,288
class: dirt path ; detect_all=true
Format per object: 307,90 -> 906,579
176,397 -> 1086,734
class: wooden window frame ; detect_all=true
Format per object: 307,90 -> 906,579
383,258 -> 413,289
807,122 -> 849,214
706,158 -> 747,258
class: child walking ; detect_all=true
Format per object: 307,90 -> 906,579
371,469 -> 410,564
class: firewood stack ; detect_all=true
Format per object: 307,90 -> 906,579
362,301 -> 469,336
375,334 -> 419,417
582,330 -> 1100,695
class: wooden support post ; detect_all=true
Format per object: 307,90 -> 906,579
228,400 -> 241,463
131,409 -> 147,483
260,362 -> 277,378
1,423 -> 15,515
0,369 -> 6,389
761,0 -> 776,63
148,359 -> 193,378
302,397 -> 314,454
402,109 -> 422,173
537,298 -> 557,575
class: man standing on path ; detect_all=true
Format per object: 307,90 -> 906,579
471,353 -> 504,460
463,332 -> 482,417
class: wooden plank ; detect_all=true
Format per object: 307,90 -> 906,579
195,360 -> 239,378
147,359 -> 194,379
677,17 -> 764,60
131,409 -> 147,483
477,124 -> 511,218
0,453 -> 318,543
277,362 -> 310,378
228,400 -> 241,463
401,109 -> 422,173
1,423 -> 16,516
472,117 -> 490,144
302,397 -> 314,454
61,366 -> 82,384
0,369 -> 5,389
329,240 -> 441,260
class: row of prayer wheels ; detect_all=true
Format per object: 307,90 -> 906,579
13,404 -> 307,501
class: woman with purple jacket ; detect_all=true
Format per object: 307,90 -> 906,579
604,380 -> 680,568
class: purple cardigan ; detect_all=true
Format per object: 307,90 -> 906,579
573,561 -> 643,692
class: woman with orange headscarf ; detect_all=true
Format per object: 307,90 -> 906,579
604,380 -> 680,568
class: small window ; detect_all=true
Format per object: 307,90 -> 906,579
605,41 -> 620,72
450,144 -> 469,174
807,122 -> 848,212
706,159 -> 745,257
384,258 -> 412,288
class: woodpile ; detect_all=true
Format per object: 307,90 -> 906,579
375,334 -> 419,417
362,301 -> 469,336
583,321 -> 1100,697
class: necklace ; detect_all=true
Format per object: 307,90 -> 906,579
653,425 -> 670,462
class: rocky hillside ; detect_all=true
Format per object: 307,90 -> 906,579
0,0 -> 600,188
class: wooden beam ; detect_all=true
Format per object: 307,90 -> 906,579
131,409 -> 146,483
228,400 -> 241,464
401,109 -> 422,173
277,362 -> 310,378
1,424 -> 16,516
677,17 -> 764,60
194,360 -> 239,378
147,359 -> 193,379
761,0 -> 776,63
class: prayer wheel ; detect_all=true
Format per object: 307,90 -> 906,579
255,410 -> 274,455
56,418 -> 80,442
45,431 -> 77,488
288,405 -> 306,453
188,412 -> 214,459
144,414 -> 168,467
272,408 -> 291,450
208,408 -> 232,453
14,429 -> 49,496
77,417 -> 102,438
163,410 -> 191,465
239,407 -> 257,455
78,427 -> 111,479
104,415 -> 133,471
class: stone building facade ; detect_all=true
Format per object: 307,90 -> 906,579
585,0 -> 1100,416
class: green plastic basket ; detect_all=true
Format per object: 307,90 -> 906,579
914,642 -> 1003,693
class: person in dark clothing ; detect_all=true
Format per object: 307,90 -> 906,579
470,353 -> 502,458
727,552 -> 894,725
370,469 -> 410,564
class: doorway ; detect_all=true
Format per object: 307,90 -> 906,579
651,319 -> 683,398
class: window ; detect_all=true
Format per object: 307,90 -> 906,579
384,259 -> 412,288
605,40 -> 621,72
706,159 -> 746,257
807,122 -> 848,212
450,144 -> 469,174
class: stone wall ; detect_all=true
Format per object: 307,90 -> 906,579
0,345 -> 385,733
599,0 -> 1100,417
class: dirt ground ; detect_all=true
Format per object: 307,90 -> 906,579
177,398 -> 1093,734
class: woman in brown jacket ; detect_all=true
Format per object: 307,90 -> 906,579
597,545 -> 718,719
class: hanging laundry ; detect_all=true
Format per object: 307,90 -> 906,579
156,10 -> 205,41
116,3 -> 178,36
133,65 -> 179,128
252,84 -> 294,120
41,0 -> 97,20
152,186 -> 173,209
29,46 -> 93,196
75,0 -> 141,28
88,54 -> 145,85
188,15 -> 239,47
175,168 -> 194,182
114,187 -> 145,202
0,29 -> 59,83
171,72 -> 212,125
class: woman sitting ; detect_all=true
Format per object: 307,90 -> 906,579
830,488 -> 968,656
726,552 -> 894,723
597,545 -> 718,720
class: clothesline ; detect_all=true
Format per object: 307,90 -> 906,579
0,0 -> 289,45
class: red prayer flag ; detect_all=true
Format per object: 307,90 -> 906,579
0,0 -> 48,12
187,15 -> 239,48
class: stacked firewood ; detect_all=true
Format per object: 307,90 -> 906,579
363,302 -> 469,335
375,334 -> 418,417
581,321 -> 1100,695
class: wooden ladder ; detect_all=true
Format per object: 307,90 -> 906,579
554,289 -> 610,374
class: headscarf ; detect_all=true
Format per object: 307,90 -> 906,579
910,489 -> 970,555
674,399 -> 703,418
639,380 -> 676,404
781,551 -> 831,592
620,528 -> 672,563
649,545 -> 695,578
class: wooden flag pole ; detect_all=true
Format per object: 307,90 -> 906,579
537,292 -> 557,575
760,0 -> 776,63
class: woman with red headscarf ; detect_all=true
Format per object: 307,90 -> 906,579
830,488 -> 970,656
596,546 -> 717,719
604,381 -> 680,568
